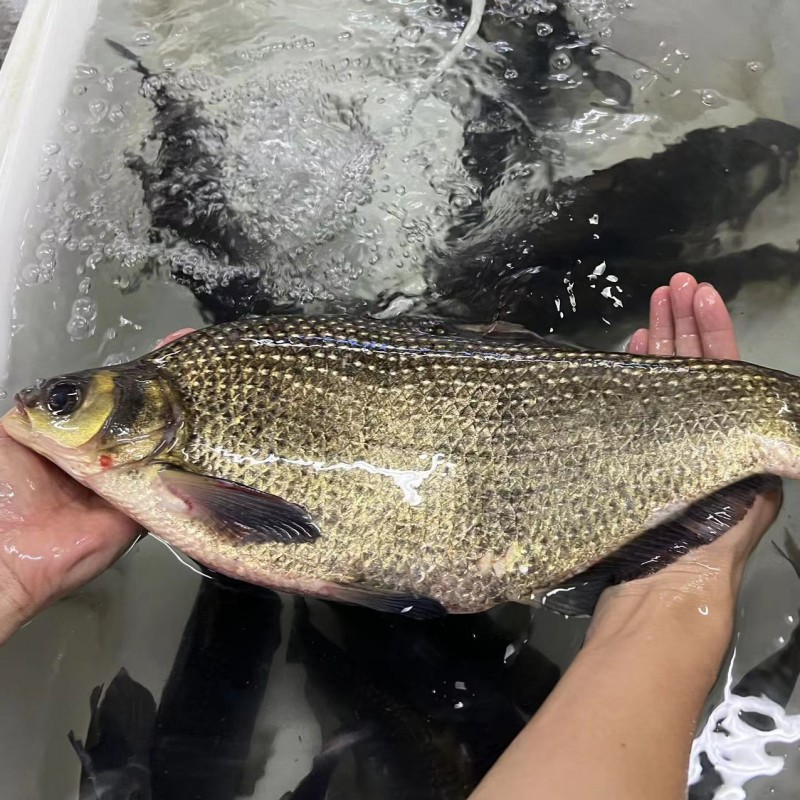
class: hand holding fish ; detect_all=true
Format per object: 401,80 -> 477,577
469,273 -> 782,800
0,329 -> 193,646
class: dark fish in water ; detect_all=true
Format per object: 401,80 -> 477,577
68,581 -> 282,800
68,668 -> 156,800
5,314 -> 796,618
288,597 -> 477,800
108,13 -> 800,336
280,728 -> 371,800
319,600 -> 547,779
105,39 -> 274,324
150,579 -> 282,800
436,118 -> 800,336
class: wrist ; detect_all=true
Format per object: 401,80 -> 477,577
0,566 -> 34,645
586,577 -> 737,686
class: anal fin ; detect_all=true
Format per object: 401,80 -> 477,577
324,583 -> 449,620
541,475 -> 782,617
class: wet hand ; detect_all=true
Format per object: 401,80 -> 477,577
0,328 -> 195,645
590,274 -> 782,646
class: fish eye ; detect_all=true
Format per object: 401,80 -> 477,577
45,381 -> 83,417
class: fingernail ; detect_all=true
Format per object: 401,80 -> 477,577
695,284 -> 719,305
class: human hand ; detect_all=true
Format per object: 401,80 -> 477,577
0,328 -> 195,645
589,274 -> 782,647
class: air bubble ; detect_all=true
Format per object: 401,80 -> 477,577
700,89 -> 723,107
337,31 -> 352,41
133,31 -> 155,46
108,105 -> 126,124
504,69 -> 518,80
74,64 -> 97,79
536,22 -> 553,36
551,53 -> 572,71
42,142 -> 61,155
402,25 -> 423,43
88,100 -> 108,120
747,61 -> 764,73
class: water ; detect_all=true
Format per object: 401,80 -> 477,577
2,0 -> 800,798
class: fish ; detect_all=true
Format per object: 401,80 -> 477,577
105,39 -> 275,325
3,314 -> 795,618
287,597 -> 477,800
434,118 -> 800,337
68,668 -> 157,800
150,578 -> 282,800
279,728 -> 370,800
68,581 -> 282,800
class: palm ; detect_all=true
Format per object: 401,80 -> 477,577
0,428 -> 140,640
0,328 -> 194,643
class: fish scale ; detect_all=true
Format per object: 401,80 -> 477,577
7,315 -> 800,616
128,316 -> 799,611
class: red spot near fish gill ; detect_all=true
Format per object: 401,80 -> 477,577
99,454 -> 114,469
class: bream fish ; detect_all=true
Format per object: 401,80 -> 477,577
3,316 -> 795,617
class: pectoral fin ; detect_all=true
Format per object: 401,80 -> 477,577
159,468 -> 320,544
541,475 -> 782,617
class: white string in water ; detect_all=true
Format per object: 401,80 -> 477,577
688,648 -> 800,799
425,0 -> 486,88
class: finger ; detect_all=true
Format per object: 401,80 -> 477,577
648,286 -> 675,356
627,328 -> 649,355
669,273 -> 702,357
157,328 -> 196,349
694,284 -> 740,360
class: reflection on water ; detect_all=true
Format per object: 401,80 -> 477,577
2,0 -> 800,798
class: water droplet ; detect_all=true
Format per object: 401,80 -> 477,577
337,31 -> 352,41
504,69 -> 518,80
68,158 -> 83,170
589,214 -> 599,225
133,31 -> 154,46
536,22 -> 553,36
42,142 -> 61,155
39,229 -> 56,244
65,122 -> 80,134
747,61 -> 764,73
78,277 -> 92,294
428,4 -> 444,17
0,390 -> 7,400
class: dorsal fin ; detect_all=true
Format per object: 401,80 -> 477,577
452,321 -> 586,350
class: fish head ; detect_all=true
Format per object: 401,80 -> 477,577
3,364 -> 181,480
